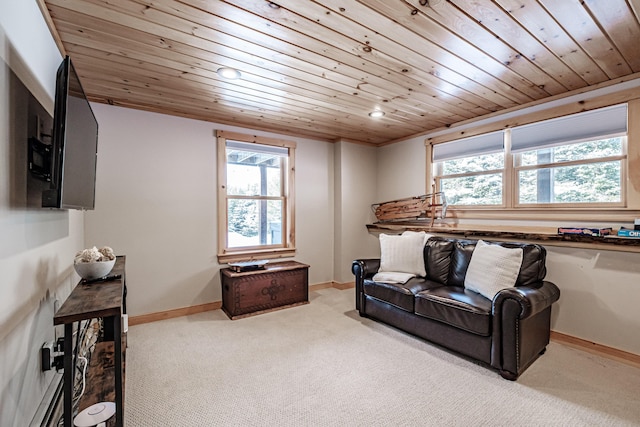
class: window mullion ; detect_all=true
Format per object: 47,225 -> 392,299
228,195 -> 283,201
515,154 -> 626,172
436,169 -> 503,180
504,130 -> 514,208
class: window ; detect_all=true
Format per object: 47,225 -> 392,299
433,131 -> 505,207
217,131 -> 295,263
514,137 -> 624,205
432,104 -> 628,210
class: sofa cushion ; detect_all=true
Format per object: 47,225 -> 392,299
364,278 -> 438,312
514,243 -> 547,286
448,240 -> 476,287
378,233 -> 428,277
464,240 -> 523,300
432,237 -> 547,288
425,238 -> 455,285
414,286 -> 492,336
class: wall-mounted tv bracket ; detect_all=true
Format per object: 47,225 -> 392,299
28,137 -> 52,182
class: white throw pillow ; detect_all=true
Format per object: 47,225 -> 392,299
464,240 -> 523,300
378,233 -> 427,277
402,230 -> 434,246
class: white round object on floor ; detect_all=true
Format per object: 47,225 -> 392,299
73,402 -> 115,427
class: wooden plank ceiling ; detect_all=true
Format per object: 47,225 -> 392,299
42,0 -> 640,145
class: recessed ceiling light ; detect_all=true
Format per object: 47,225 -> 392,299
369,110 -> 385,118
217,67 -> 241,80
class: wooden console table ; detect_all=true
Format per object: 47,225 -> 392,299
54,256 -> 126,427
221,261 -> 309,319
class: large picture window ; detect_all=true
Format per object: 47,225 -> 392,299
217,131 -> 295,263
432,104 -> 628,211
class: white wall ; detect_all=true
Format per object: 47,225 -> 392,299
0,0 -> 60,105
374,132 -> 640,356
0,2 -> 82,426
545,246 -> 640,355
376,136 -> 427,202
333,141 -> 379,283
295,137 -> 335,283
86,104 -> 336,316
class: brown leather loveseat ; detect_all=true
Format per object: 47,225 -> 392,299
352,235 -> 560,380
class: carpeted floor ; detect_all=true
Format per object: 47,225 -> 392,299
124,288 -> 640,426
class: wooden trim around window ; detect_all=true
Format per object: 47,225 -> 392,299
216,130 -> 296,149
427,93 -> 640,218
216,131 -> 296,263
627,99 -> 640,209
217,133 -> 228,257
424,77 -> 640,146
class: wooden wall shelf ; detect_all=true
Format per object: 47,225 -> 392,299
367,222 -> 640,253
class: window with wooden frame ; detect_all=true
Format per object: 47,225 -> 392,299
432,131 -> 505,207
511,104 -> 627,207
217,131 -> 295,263
432,104 -> 628,210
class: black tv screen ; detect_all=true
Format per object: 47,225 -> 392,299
43,56 -> 98,210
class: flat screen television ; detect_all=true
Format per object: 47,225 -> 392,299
42,56 -> 99,210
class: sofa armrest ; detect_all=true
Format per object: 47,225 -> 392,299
491,281 -> 560,379
352,259 -> 380,312
493,281 -> 560,319
351,259 -> 381,280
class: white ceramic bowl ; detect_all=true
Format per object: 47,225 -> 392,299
74,259 -> 116,281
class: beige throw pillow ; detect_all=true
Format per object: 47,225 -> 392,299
378,233 -> 426,277
464,240 -> 523,300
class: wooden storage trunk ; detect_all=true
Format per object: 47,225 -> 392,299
221,261 -> 309,319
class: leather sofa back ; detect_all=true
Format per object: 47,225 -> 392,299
425,236 -> 547,287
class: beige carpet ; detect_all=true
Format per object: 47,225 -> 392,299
124,288 -> 640,426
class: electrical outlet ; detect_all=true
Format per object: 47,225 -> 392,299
41,341 -> 64,371
41,342 -> 54,371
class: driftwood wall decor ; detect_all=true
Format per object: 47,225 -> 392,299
372,191 -> 447,226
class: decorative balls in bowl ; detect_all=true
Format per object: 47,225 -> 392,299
74,246 -> 116,281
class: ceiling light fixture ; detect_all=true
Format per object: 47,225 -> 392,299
217,67 -> 241,80
369,110 -> 385,118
